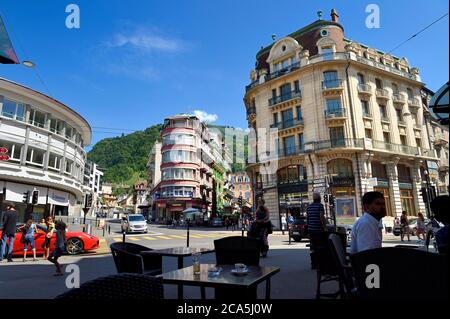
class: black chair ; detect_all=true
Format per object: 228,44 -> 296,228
328,233 -> 356,299
424,229 -> 433,252
110,242 -> 162,276
350,247 -> 448,300
309,231 -> 347,299
214,236 -> 261,266
213,236 -> 261,299
55,273 -> 164,299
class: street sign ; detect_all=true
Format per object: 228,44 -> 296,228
313,187 -> 326,193
0,147 -> 8,153
0,154 -> 10,161
367,178 -> 378,187
313,178 -> 326,184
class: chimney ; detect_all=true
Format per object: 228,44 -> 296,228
330,9 -> 339,23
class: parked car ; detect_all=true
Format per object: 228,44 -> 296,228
210,218 -> 224,227
0,226 -> 99,256
289,217 -> 308,242
121,214 -> 148,233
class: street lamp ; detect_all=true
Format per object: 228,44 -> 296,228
22,60 -> 35,68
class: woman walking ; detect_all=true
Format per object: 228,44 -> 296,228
416,213 -> 426,242
48,220 -> 66,276
400,211 -> 411,242
18,219 -> 38,262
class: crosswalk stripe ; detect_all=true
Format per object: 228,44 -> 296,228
188,234 -> 204,238
155,236 -> 172,240
112,238 -> 122,242
127,237 -> 139,241
169,235 -> 186,239
143,236 -> 157,241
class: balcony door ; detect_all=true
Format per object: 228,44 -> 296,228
323,71 -> 338,88
282,109 -> 294,129
330,127 -> 345,147
280,83 -> 291,99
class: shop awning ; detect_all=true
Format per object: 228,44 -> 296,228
429,82 -> 449,125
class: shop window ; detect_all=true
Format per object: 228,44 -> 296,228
0,140 -> 22,162
400,189 -> 415,216
26,147 -> 45,167
397,164 -> 412,183
327,159 -> 353,177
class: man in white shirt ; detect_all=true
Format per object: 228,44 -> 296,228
350,191 -> 387,254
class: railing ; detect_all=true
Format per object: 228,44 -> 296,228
307,138 -> 364,151
376,88 -> 390,99
266,62 -> 300,81
271,117 -> 304,130
363,112 -> 372,118
357,83 -> 372,93
355,56 -> 416,81
268,90 -> 302,106
381,116 -> 390,122
414,124 -> 422,130
246,106 -> 256,117
324,108 -> 346,118
245,80 -> 259,92
398,120 -> 406,126
372,140 -> 419,155
408,98 -> 420,108
322,79 -> 343,90
393,93 -> 406,103
420,148 -> 436,157
309,52 -> 349,64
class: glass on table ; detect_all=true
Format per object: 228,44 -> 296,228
192,252 -> 201,275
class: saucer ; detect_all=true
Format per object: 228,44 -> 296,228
231,268 -> 249,276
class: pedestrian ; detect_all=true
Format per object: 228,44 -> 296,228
39,218 -> 46,229
416,212 -> 426,242
430,195 -> 449,255
0,203 -> 18,262
48,220 -> 66,276
400,211 -> 411,242
350,191 -> 386,254
248,198 -> 271,257
281,213 -> 287,233
18,219 -> 38,262
306,193 -> 327,235
43,216 -> 55,259
225,217 -> 230,230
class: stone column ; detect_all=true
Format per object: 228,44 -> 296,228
387,157 -> 401,217
412,161 -> 426,215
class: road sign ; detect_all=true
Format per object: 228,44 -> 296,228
0,147 -> 8,153
313,187 -> 326,193
0,154 -> 10,161
313,183 -> 326,188
313,178 -> 326,184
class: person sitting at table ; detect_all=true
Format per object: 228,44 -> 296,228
350,191 -> 386,254
430,195 -> 449,255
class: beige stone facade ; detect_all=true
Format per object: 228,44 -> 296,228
243,11 -> 444,228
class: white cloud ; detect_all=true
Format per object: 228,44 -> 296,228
193,110 -> 218,123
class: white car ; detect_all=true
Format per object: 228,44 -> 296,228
121,214 -> 148,233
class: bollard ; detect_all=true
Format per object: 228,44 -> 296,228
241,224 -> 245,237
288,227 -> 291,245
103,225 -> 105,237
122,231 -> 126,243
186,220 -> 190,248
108,225 -> 111,235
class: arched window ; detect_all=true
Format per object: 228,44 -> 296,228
327,159 -> 353,177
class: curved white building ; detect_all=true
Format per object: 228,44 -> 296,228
0,77 -> 91,222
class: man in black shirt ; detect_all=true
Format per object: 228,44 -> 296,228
1,203 -> 18,262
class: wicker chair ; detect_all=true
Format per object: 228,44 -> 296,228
55,273 -> 164,299
350,247 -> 448,300
110,242 -> 162,276
213,236 -> 261,299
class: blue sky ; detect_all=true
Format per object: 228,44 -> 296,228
0,0 -> 448,149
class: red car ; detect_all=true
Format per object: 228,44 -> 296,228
0,227 -> 99,256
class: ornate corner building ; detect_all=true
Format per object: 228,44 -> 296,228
243,10 -> 447,228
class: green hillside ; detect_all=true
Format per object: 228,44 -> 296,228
87,123 -> 248,189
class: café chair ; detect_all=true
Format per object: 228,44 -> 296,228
110,242 -> 162,276
55,273 -> 164,299
328,233 -> 356,299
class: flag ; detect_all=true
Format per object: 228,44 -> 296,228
0,15 -> 19,64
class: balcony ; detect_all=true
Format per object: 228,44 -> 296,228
363,112 -> 372,119
270,118 -> 304,135
306,138 -> 364,152
321,79 -> 344,96
268,90 -> 302,110
246,106 -> 256,122
408,98 -> 421,111
324,108 -> 347,126
381,116 -> 390,123
245,80 -> 259,92
372,140 -> 419,156
419,148 -> 436,158
375,88 -> 390,101
414,124 -> 422,130
357,83 -> 372,98
397,120 -> 407,127
393,93 -> 406,105
277,144 -> 305,158
434,134 -> 448,147
267,62 -> 300,81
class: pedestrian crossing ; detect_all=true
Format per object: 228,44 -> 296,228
110,232 -> 234,242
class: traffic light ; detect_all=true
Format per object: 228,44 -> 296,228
328,194 -> 335,207
238,196 -> 243,207
420,187 -> 428,203
31,190 -> 39,205
85,193 -> 93,208
22,191 -> 30,204
324,194 -> 328,203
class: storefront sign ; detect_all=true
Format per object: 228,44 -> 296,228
335,197 -> 356,225
48,189 -> 69,206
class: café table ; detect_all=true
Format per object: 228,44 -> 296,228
140,247 -> 215,298
159,263 -> 280,299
